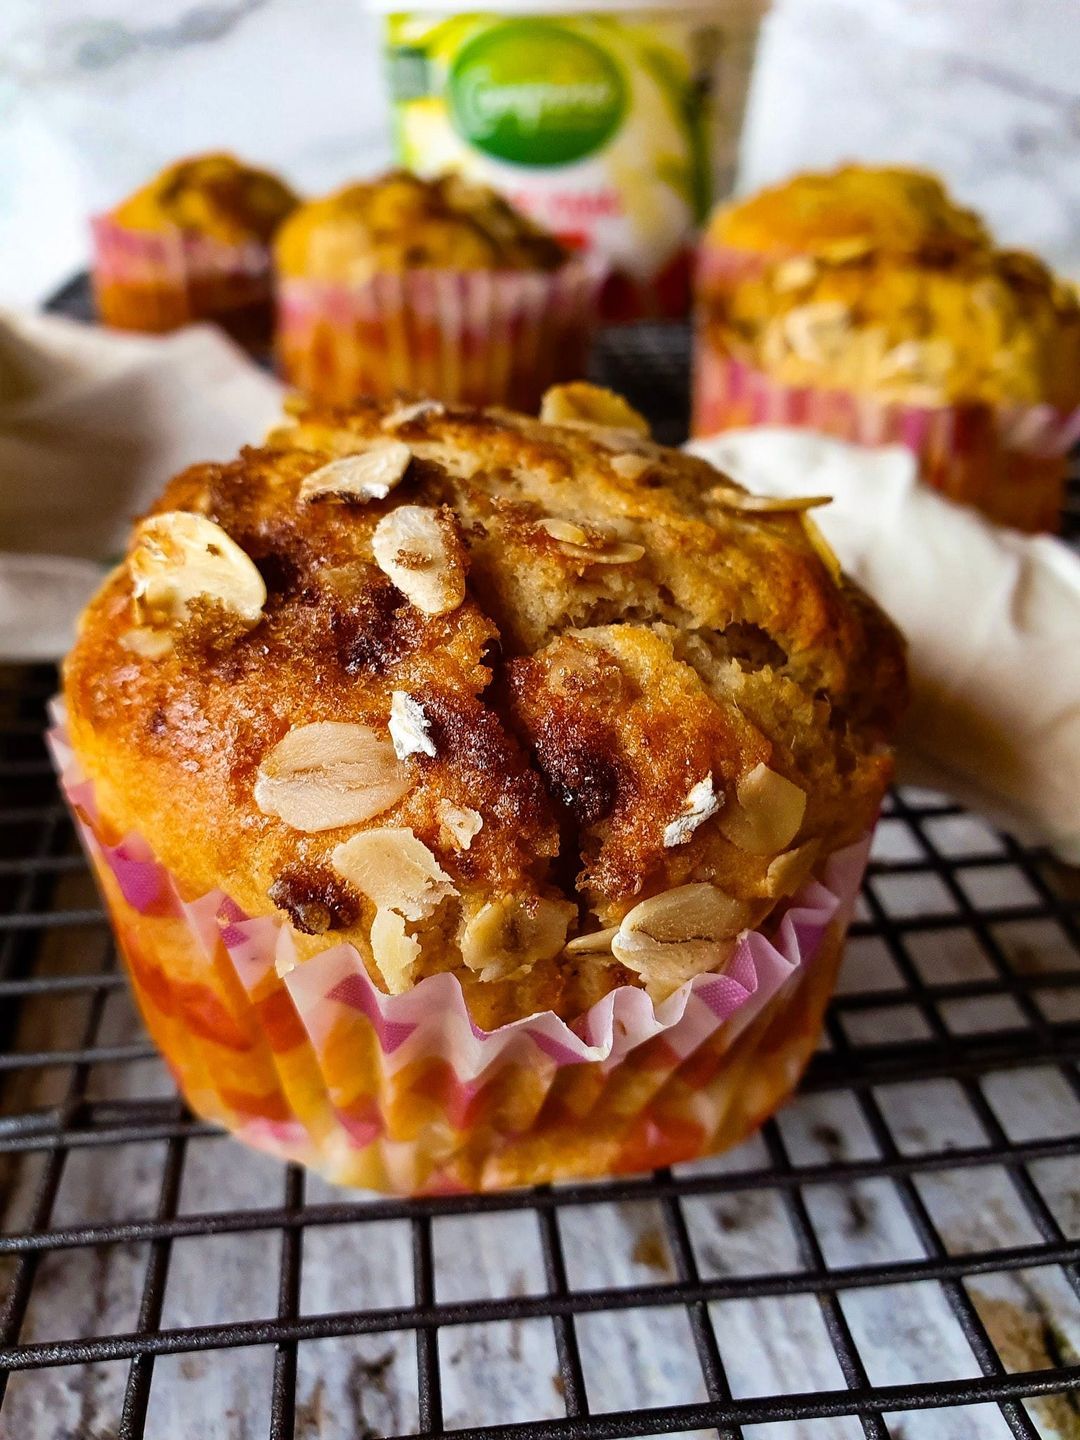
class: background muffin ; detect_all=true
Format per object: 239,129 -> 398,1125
694,168 -> 1080,532
60,384 -> 905,1192
91,151 -> 298,347
711,246 -> 1080,413
274,170 -> 600,410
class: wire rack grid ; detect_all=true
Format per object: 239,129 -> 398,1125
0,315 -> 1078,1440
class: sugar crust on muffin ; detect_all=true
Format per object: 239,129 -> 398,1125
705,164 -> 989,263
110,152 -> 298,244
64,386 -> 905,1027
275,170 -> 569,283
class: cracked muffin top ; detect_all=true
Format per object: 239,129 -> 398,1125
704,165 -> 990,266
110,152 -> 298,244
63,384 -> 906,1027
274,170 -> 570,283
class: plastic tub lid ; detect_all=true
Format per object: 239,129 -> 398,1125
366,0 -> 767,17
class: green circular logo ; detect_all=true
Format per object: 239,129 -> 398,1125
448,21 -> 626,168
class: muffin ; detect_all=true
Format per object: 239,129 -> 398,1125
694,170 -> 1080,532
699,165 -> 989,294
91,152 -> 298,347
274,170 -> 600,410
57,383 -> 906,1194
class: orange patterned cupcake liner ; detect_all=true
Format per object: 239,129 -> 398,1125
50,706 -> 869,1196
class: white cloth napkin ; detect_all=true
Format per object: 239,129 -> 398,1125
689,429 -> 1080,864
0,309 -> 284,661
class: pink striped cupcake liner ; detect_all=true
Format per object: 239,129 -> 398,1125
275,259 -> 603,412
695,239 -> 775,298
691,347 -> 1080,533
90,214 -> 276,341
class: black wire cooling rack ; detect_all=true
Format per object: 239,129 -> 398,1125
0,308 -> 1078,1439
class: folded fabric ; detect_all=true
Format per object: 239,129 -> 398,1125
0,308 -> 284,661
689,429 -> 1080,864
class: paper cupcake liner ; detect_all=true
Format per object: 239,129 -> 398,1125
49,706 -> 869,1195
90,214 -> 276,344
691,346 -> 1080,533
275,261 -> 602,412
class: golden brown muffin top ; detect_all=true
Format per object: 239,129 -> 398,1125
705,244 -> 1080,410
706,165 -> 990,263
110,152 -> 298,244
64,385 -> 905,1026
274,170 -> 570,282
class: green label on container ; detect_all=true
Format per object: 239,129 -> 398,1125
388,45 -> 434,103
447,20 -> 626,167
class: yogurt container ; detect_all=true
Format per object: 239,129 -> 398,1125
374,0 -> 766,318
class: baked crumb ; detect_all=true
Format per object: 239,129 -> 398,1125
63,388 -> 905,1025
